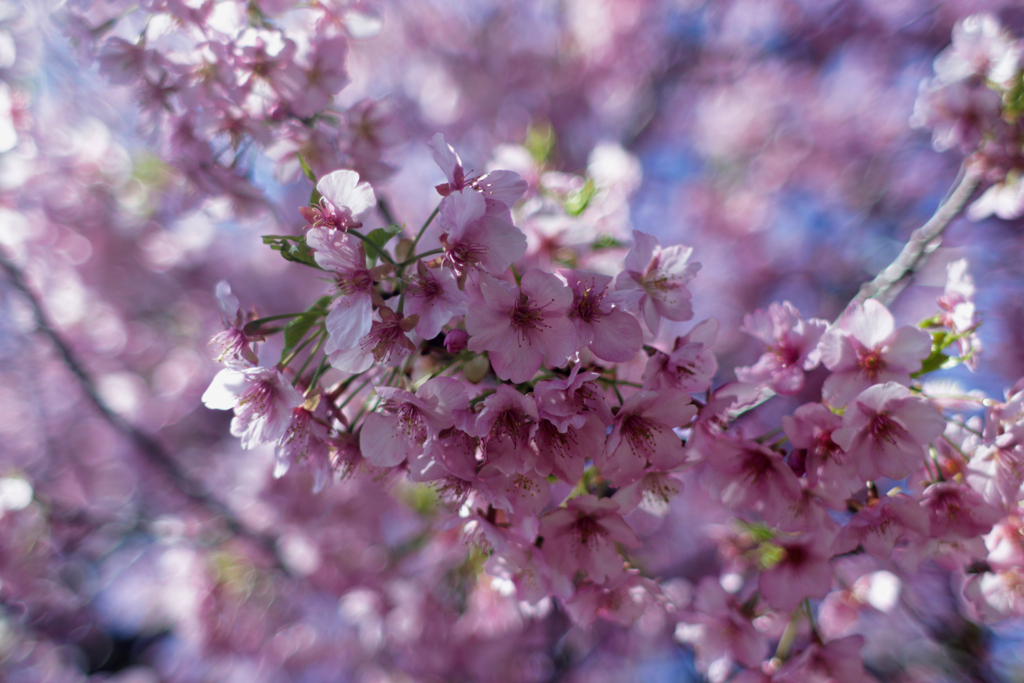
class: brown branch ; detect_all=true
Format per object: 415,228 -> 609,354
0,251 -> 293,577
852,164 -> 982,307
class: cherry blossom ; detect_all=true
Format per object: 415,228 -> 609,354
465,270 -> 575,383
819,300 -> 932,407
736,302 -> 827,395
202,366 -> 304,449
600,389 -> 696,486
830,383 -> 946,482
539,495 -> 640,585
643,318 -> 719,393
560,269 -> 643,362
300,169 -> 376,232
615,230 -> 701,335
359,377 -> 467,468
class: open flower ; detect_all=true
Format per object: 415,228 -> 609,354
736,302 -> 827,395
306,226 -> 378,354
830,383 -> 946,482
819,299 -> 931,407
300,168 -> 376,232
202,366 -> 304,449
600,389 -> 696,486
465,270 -> 575,383
540,495 -> 640,585
615,230 -> 700,335
359,377 -> 467,468
560,269 -> 643,362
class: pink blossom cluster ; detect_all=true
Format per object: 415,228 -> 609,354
8,2 -> 1024,681
204,125 -> 1024,680
913,13 -> 1024,221
63,0 -> 397,204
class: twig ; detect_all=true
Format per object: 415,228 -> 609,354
852,164 -> 981,307
0,252 -> 293,577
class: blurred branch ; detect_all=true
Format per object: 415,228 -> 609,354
853,163 -> 982,307
0,251 -> 293,577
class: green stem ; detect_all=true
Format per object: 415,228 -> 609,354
280,328 -> 323,369
408,206 -> 440,259
337,377 -> 373,411
243,311 -> 305,333
397,248 -> 444,269
306,355 -> 331,396
293,330 -> 327,384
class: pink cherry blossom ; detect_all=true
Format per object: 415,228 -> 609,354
701,437 -> 802,525
560,269 -> 643,362
430,133 -> 527,212
965,423 -> 1024,509
614,230 -> 700,335
465,270 -> 575,384
539,495 -> 640,585
772,635 -> 875,683
359,377 -> 467,468
300,169 -> 376,232
306,226 -> 376,354
643,318 -> 719,393
819,299 -> 932,407
920,482 -> 1004,540
289,37 -> 350,119
830,383 -> 946,482
611,470 -> 683,516
403,262 -> 470,340
832,493 -> 930,558
600,389 -> 696,486
735,301 -> 827,395
202,366 -> 303,449
937,259 -> 982,369
564,570 -> 661,628
328,307 -> 417,373
783,403 -> 861,509
533,366 -> 614,432
758,531 -> 834,612
433,188 -> 528,278
678,577 -> 768,673
532,415 -> 605,486
472,384 -> 539,475
209,280 -> 260,367
274,404 -> 333,492
485,531 -> 572,605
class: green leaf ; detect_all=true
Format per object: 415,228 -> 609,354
281,296 -> 332,361
564,178 -> 596,216
591,234 -> 623,250
262,235 -> 321,269
912,350 -> 952,378
525,121 -> 555,165
296,153 -> 317,184
363,224 -> 402,266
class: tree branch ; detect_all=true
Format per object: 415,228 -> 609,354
853,164 -> 981,307
0,252 -> 293,576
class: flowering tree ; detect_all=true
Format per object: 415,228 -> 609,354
4,1 -> 1024,681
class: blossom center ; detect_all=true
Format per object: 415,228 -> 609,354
858,348 -> 885,379
869,412 -> 906,446
510,297 -> 545,336
571,286 -> 605,323
338,269 -> 373,296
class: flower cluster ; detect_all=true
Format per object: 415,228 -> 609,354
205,128 -> 1024,680
913,13 -> 1024,220
64,0 -> 397,203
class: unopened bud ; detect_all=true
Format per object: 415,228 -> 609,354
463,354 -> 490,383
445,329 -> 469,353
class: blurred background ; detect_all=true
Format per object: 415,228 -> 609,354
2,0 -> 1024,680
